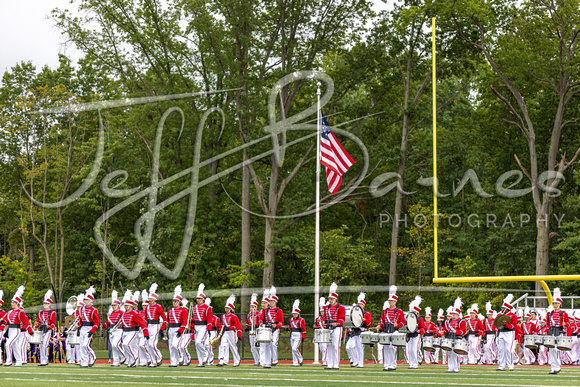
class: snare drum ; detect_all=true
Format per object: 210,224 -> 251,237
378,332 -> 391,345
68,330 -> 80,346
27,330 -> 43,345
361,331 -> 373,345
441,338 -> 453,351
391,332 -> 406,347
370,332 -> 379,343
524,335 -> 537,349
543,335 -> 556,348
556,336 -> 572,351
423,337 -> 435,352
433,337 -> 441,348
453,339 -> 469,355
534,335 -> 544,346
313,328 -> 331,343
256,326 -> 273,343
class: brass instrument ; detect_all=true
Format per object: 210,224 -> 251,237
250,312 -> 256,335
186,302 -> 195,334
109,317 -> 123,333
209,325 -> 225,346
494,314 -> 511,329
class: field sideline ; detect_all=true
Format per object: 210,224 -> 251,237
1,363 -> 579,387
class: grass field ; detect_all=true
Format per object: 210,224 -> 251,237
1,363 -> 579,387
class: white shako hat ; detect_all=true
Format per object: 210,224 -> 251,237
328,282 -> 338,299
148,283 -> 159,300
409,295 -> 422,313
446,305 -> 453,317
196,283 -> 206,300
250,293 -> 258,307
292,299 -> 301,314
84,286 -> 96,302
111,290 -> 121,305
524,305 -> 531,319
43,289 -> 54,304
122,290 -> 133,306
141,290 -> 149,305
501,294 -> 514,310
225,294 -> 236,310
453,297 -> 463,315
262,289 -> 270,303
437,308 -> 444,320
425,307 -> 432,318
270,286 -> 279,302
12,286 -> 25,305
173,285 -> 183,301
357,292 -> 366,307
486,301 -> 493,315
388,285 -> 398,302
132,290 -> 140,306
553,288 -> 563,305
77,293 -> 86,307
470,303 -> 479,314
319,297 -> 326,311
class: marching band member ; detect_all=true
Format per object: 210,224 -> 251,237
495,294 -> 517,371
217,294 -> 242,367
378,285 -> 405,371
423,307 -> 437,364
146,283 -> 167,367
268,286 -> 283,366
432,308 -> 445,364
441,306 -> 454,365
514,310 -> 524,364
205,297 -> 220,366
137,291 -> 150,366
78,286 -> 99,368
35,289 -> 56,366
167,285 -> 188,367
288,299 -> 306,366
245,293 -> 261,366
406,295 -> 426,369
120,290 -> 149,367
466,304 -> 484,365
545,288 -> 570,374
191,283 -> 213,367
521,306 -> 538,365
355,293 -> 372,368
67,294 -> 84,365
314,297 -> 328,366
179,298 -> 192,366
0,290 -> 6,365
102,290 -> 124,367
258,288 -> 283,368
4,286 -> 33,367
445,297 -> 467,373
537,310 -> 549,365
481,302 -> 497,365
572,311 -> 580,364
323,282 -> 346,370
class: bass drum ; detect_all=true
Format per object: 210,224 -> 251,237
406,312 -> 418,333
344,305 -> 364,328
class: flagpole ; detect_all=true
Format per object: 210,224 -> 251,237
314,82 -> 321,364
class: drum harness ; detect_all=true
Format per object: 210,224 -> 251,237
39,311 -> 50,333
547,310 -> 564,337
445,318 -> 465,341
349,310 -> 370,337
325,303 -> 342,330
382,308 -> 400,334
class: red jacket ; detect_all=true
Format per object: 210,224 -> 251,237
145,303 -> 168,330
466,318 -> 484,337
545,309 -> 570,328
245,311 -> 261,332
208,311 -> 222,332
7,308 -> 33,334
222,312 -> 242,338
314,315 -> 326,331
361,311 -> 372,329
500,312 -> 518,330
122,309 -> 149,336
167,307 -> 188,334
323,303 -> 346,327
79,306 -> 100,334
522,321 -> 538,335
445,318 -> 467,336
424,321 -> 437,335
191,303 -> 214,325
288,316 -> 306,339
260,307 -> 284,329
378,308 -> 406,331
0,309 -> 7,331
103,309 -> 123,329
35,310 -> 57,330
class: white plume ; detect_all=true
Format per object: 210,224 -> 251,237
357,292 -> 366,304
148,283 -> 158,295
503,293 -> 514,305
414,295 -> 422,308
425,307 -> 432,316
485,301 -> 492,312
44,289 -> 53,301
141,290 -> 148,302
270,285 -> 277,299
77,293 -> 85,305
329,282 -> 338,295
174,285 -> 182,297
292,299 -> 300,312
383,301 -> 389,310
0,290 -> 3,301
437,308 -> 444,318
182,298 -> 188,308
225,294 -> 236,309
553,288 -> 561,301
389,285 -> 397,297
85,285 -> 96,297
197,283 -> 205,296
319,297 -> 326,309
132,290 -> 140,304
478,313 -> 484,320
453,297 -> 463,310
524,305 -> 530,316
13,285 -> 25,300
111,290 -> 118,304
262,289 -> 270,302
122,289 -> 132,304
446,305 -> 453,314
205,297 -> 212,307
470,303 -> 478,313
250,293 -> 257,305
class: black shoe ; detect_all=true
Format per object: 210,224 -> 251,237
271,362 -> 278,367
179,361 -> 183,366
549,370 -> 560,374
169,365 -> 177,368
38,364 -> 48,366
324,367 -> 333,370
89,362 -> 95,367
233,364 -> 240,367
496,368 -> 506,371
3,364 -> 12,367
263,366 -> 271,369
120,358 -> 126,365
80,366 -> 88,368
185,361 -> 191,366
196,364 -> 205,367
300,361 -> 303,366
111,365 -> 120,367
157,361 -> 162,367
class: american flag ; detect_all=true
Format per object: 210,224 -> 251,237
320,112 -> 355,194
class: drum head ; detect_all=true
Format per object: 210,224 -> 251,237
407,312 -> 418,333
351,305 -> 364,327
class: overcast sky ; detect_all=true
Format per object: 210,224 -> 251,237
0,0 -> 391,83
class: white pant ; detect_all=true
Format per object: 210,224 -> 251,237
326,327 -> 342,369
538,345 -> 548,365
467,334 -> 481,364
249,334 -> 260,365
179,333 -> 192,364
39,329 -> 53,365
406,335 -> 421,367
79,326 -> 95,367
218,331 -> 240,366
168,327 -> 183,366
110,330 -> 124,365
290,332 -> 303,365
382,334 -> 397,369
147,324 -> 161,364
194,325 -> 209,364
5,328 -> 24,366
206,330 -> 217,364
481,334 -> 496,364
549,334 -> 562,372
122,330 -> 139,366
319,342 -> 328,365
271,329 -> 280,364
497,330 -> 514,370
571,336 -> 580,362
259,329 -> 275,366
66,333 -> 77,364
447,347 -> 461,372
138,331 -> 150,365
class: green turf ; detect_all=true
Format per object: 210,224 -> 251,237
0,364 -> 578,387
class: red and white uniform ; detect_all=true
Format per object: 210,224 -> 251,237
206,312 -> 221,365
445,318 -> 467,373
246,311 -> 261,365
121,309 -> 148,366
259,306 -> 284,366
406,314 -> 426,368
314,314 -> 328,365
466,318 -> 484,364
218,312 -> 242,366
481,317 -> 497,364
323,303 -> 346,369
167,306 -> 188,366
145,303 -> 167,365
35,309 -> 57,365
103,309 -> 124,366
0,309 -> 6,364
5,308 -> 33,366
178,304 -> 192,365
289,316 -> 306,365
78,305 -> 99,367
496,311 -> 518,371
191,302 -> 214,365
423,320 -> 437,364
522,320 -> 538,364
545,309 -> 570,372
378,307 -> 405,370
137,308 -> 150,366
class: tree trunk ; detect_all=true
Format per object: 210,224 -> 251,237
389,152 -> 407,286
241,150 -> 251,314
263,217 -> 276,287
535,206 -> 551,308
